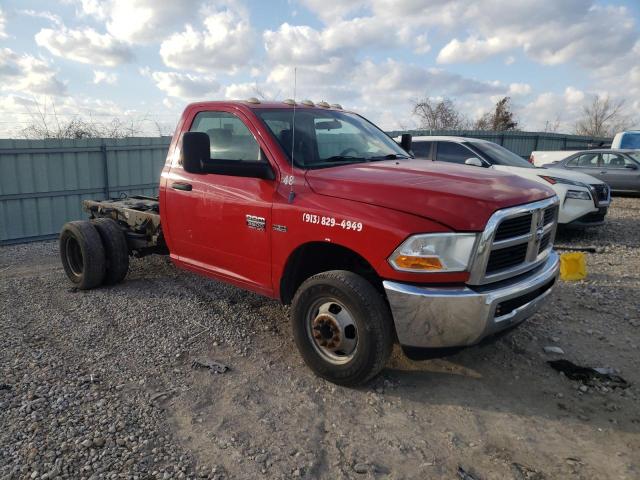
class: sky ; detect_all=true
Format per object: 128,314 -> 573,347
0,0 -> 639,138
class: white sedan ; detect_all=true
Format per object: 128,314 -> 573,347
406,136 -> 611,227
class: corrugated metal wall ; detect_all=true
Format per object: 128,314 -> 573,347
385,130 -> 612,158
0,137 -> 171,245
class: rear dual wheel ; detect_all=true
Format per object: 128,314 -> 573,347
59,219 -> 129,289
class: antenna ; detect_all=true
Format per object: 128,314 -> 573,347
288,67 -> 297,204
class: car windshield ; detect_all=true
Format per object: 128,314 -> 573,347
466,141 -> 534,168
628,152 -> 640,163
256,108 -> 410,169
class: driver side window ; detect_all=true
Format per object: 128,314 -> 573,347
190,111 -> 262,162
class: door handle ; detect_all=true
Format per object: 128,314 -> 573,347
171,182 -> 192,191
599,171 -> 607,174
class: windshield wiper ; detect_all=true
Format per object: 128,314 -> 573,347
323,155 -> 366,162
367,153 -> 411,161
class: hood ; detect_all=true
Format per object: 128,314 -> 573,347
305,160 -> 555,231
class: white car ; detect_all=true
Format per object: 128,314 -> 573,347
530,150 -> 578,167
406,136 -> 611,227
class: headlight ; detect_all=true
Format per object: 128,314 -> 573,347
539,175 -> 587,188
565,190 -> 591,200
388,233 -> 477,272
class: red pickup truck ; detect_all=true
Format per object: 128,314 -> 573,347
59,100 -> 560,386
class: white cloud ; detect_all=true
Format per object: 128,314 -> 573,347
564,86 -> 585,104
0,48 -> 67,96
144,69 -> 221,100
35,26 -> 133,67
75,0 -> 198,44
93,70 -> 118,85
434,1 -> 637,69
0,7 -> 8,38
19,9 -> 63,26
509,83 -> 532,96
159,7 -> 254,73
438,36 -> 508,63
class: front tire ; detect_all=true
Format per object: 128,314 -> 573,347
291,270 -> 393,386
59,221 -> 106,289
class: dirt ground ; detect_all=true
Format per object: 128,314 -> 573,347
1,198 -> 639,480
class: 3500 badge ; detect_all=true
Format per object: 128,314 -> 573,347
302,213 -> 363,232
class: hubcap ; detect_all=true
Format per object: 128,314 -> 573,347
306,299 -> 358,365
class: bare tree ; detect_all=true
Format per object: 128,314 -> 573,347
413,97 -> 468,130
542,117 -> 561,133
573,95 -> 634,137
19,99 -> 144,139
475,97 -> 518,131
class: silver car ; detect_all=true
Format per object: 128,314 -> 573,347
551,149 -> 640,194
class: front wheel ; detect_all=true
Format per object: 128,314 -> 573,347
291,270 -> 394,386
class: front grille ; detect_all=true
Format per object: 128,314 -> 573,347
544,206 -> 558,225
495,279 -> 556,318
486,243 -> 528,273
538,232 -> 551,253
494,214 -> 532,241
469,198 -> 559,285
590,184 -> 609,203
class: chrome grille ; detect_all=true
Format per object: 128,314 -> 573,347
468,197 -> 559,285
494,214 -> 532,241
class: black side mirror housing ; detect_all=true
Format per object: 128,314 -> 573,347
181,131 -> 209,174
181,131 -> 275,180
400,133 -> 412,153
625,163 -> 638,170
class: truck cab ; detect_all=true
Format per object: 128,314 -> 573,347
61,99 -> 561,386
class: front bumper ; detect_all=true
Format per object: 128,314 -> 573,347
383,251 -> 559,350
563,207 -> 608,228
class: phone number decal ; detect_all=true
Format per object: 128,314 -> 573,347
302,213 -> 363,232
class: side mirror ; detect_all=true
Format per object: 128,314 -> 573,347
181,131 -> 209,174
464,157 -> 484,167
400,133 -> 412,153
624,163 -> 638,170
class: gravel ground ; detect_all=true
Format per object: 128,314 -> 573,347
1,197 -> 639,480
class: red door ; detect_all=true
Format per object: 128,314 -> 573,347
163,109 -> 276,294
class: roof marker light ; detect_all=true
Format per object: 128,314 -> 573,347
283,98 -> 296,105
301,99 -> 315,107
317,101 -> 330,108
330,103 -> 343,110
246,97 -> 261,104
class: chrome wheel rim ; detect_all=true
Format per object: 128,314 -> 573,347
306,298 -> 358,365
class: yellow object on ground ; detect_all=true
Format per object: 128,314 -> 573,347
559,252 -> 587,281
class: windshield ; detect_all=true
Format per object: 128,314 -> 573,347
620,133 -> 640,149
466,141 -> 534,168
628,152 -> 640,162
256,109 -> 409,169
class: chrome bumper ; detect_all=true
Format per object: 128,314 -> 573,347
383,251 -> 560,349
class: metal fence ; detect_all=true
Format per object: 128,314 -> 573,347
0,137 -> 171,245
386,130 -> 612,159
0,130 -> 613,245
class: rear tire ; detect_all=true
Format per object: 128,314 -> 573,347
291,270 -> 394,386
59,221 -> 106,289
92,218 -> 129,285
